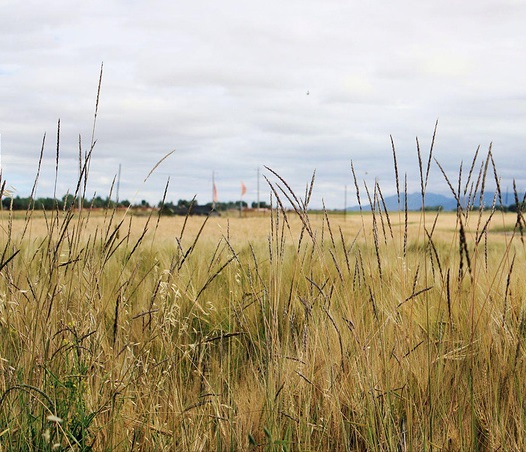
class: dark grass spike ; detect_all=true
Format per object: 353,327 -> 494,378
273,179 -> 314,242
178,195 -> 197,244
195,250 -> 238,302
352,257 -> 359,289
84,63 -> 104,200
263,176 -> 291,231
329,249 -> 344,283
368,285 -> 379,322
475,194 -> 497,247
475,147 -> 492,235
391,135 -> 400,204
425,210 -> 441,277
364,180 -> 382,279
466,181 -> 475,212
101,175 -> 118,232
304,170 -> 316,211
375,183 -> 388,245
320,205 -> 325,246
249,242 -> 267,293
177,206 -> 211,271
464,145 -> 480,197
264,166 -> 304,212
489,151 -> 503,208
520,189 -> 526,243
276,178 -> 315,241
21,134 -> 46,240
399,286 -> 434,307
152,177 -> 170,243
296,221 -> 307,254
411,264 -> 420,297
446,269 -> 452,327
471,160 -> 484,209
428,209 -> 440,239
0,249 -> 20,275
458,218 -> 465,282
457,161 -> 463,216
113,293 -> 122,347
125,215 -> 133,250
296,171 -> 316,250
73,133 -> 83,209
512,180 -> 525,243
208,238 -> 226,273
478,145 -> 492,211
417,136 -> 425,206
502,254 -> 516,327
278,198 -> 287,261
322,200 -> 336,249
404,173 -> 408,257
466,160 -> 482,214
458,217 -> 472,283
125,220 -> 151,263
351,161 -> 362,213
434,158 -> 461,208
268,192 -> 274,264
425,119 -> 439,190
53,119 -> 60,203
0,179 -> 5,203
376,182 -> 393,239
425,228 -> 443,280
339,226 -> 352,276
322,305 -> 345,372
358,249 -> 366,286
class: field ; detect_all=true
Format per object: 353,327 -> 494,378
0,190 -> 525,451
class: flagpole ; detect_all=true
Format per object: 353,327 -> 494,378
212,171 -> 216,210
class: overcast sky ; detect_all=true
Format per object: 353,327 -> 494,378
1,0 -> 525,209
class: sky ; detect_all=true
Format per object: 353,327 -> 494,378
1,0 -> 525,209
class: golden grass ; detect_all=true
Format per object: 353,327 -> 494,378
0,203 -> 524,450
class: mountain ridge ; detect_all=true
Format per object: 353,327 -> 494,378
346,191 -> 514,212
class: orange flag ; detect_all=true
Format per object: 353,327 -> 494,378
213,183 -> 218,203
241,181 -> 247,196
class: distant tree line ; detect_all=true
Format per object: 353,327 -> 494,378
0,195 -> 273,213
1,195 -> 133,210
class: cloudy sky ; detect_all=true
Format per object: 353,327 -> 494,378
1,0 -> 525,209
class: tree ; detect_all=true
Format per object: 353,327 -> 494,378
252,201 -> 270,209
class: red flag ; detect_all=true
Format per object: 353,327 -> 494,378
213,183 -> 218,203
241,181 -> 247,197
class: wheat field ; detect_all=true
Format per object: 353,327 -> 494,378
0,167 -> 525,452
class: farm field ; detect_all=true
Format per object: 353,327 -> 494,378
0,205 -> 525,450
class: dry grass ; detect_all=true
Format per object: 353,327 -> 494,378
0,197 -> 524,450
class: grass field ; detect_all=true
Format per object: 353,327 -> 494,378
0,183 -> 525,451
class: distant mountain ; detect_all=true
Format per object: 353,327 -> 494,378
347,191 -> 512,212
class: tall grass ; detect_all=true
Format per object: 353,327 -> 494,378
0,99 -> 525,449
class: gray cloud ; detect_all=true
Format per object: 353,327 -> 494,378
1,0 -> 525,208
